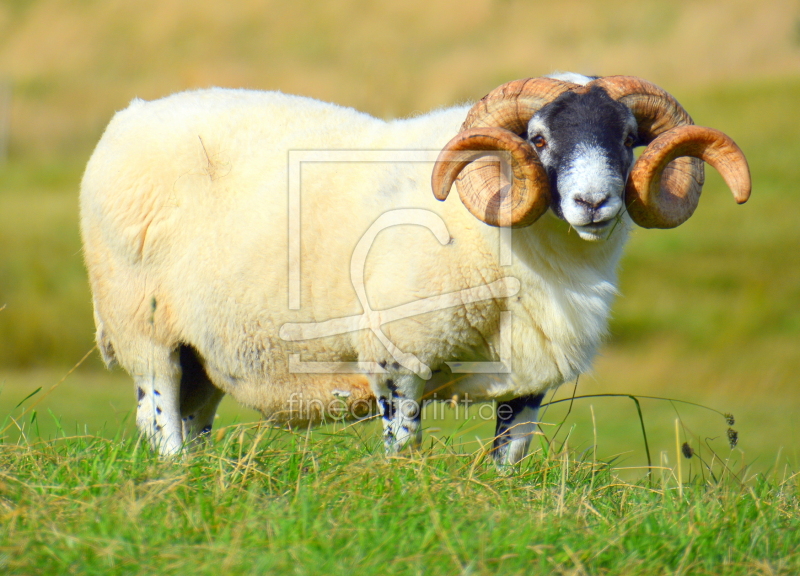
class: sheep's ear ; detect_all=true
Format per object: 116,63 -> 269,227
626,125 -> 751,229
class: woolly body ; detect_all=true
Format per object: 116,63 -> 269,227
81,83 -> 629,451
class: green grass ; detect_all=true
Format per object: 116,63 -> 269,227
0,365 -> 784,480
1,420 -> 798,575
0,366 -> 261,442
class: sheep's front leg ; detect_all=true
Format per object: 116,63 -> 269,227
133,346 -> 184,456
374,371 -> 425,454
492,393 -> 545,465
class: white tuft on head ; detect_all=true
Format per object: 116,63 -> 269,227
546,72 -> 595,86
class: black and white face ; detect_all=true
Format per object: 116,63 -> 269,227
527,86 -> 638,241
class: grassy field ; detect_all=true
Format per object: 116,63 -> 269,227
2,0 -> 800,572
2,423 -> 799,575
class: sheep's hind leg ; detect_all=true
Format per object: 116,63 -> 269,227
133,346 -> 184,456
375,372 -> 424,454
177,344 -> 225,445
492,393 -> 545,466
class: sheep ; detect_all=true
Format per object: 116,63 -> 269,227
80,73 -> 751,464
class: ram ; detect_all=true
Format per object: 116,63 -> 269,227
80,73 -> 750,464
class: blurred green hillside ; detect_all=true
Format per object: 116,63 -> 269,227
1,0 -> 799,469
1,0 -> 799,160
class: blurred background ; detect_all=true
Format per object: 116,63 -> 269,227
1,0 -> 798,474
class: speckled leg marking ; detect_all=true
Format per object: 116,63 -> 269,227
374,369 -> 424,454
492,393 -> 545,466
134,346 -> 184,456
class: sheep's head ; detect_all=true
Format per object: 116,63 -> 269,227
431,75 -> 751,239
526,84 -> 636,240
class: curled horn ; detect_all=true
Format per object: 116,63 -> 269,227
626,125 -> 751,228
432,128 -> 549,227
431,77 -> 576,227
592,76 -> 751,228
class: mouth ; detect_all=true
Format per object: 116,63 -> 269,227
573,219 -> 615,241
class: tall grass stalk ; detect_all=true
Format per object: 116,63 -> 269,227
675,418 -> 683,499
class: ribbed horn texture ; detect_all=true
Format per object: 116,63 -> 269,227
432,77 -> 576,228
626,125 -> 751,228
432,75 -> 751,229
589,75 -> 751,228
431,128 -> 550,227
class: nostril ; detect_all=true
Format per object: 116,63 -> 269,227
575,196 -> 608,210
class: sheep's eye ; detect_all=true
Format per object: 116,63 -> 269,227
532,135 -> 546,149
624,134 -> 636,148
